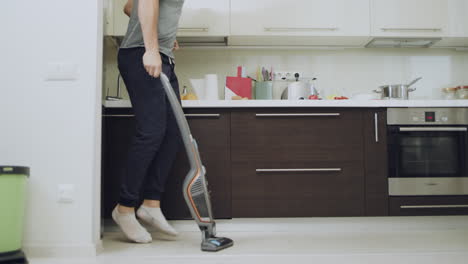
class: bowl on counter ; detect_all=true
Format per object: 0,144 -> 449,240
456,86 -> 468,99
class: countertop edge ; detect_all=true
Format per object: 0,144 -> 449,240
103,100 -> 468,108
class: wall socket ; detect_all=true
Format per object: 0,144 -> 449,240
273,71 -> 303,81
58,184 -> 75,203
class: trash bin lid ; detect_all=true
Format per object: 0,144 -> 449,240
0,166 -> 30,177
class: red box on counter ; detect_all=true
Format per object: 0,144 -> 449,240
225,67 -> 252,100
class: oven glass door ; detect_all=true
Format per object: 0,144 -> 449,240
389,126 -> 467,178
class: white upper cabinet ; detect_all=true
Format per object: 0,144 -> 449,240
177,0 -> 230,37
230,0 -> 370,37
104,0 -> 229,37
447,0 -> 468,37
371,0 -> 449,37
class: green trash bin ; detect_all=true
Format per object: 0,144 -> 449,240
0,166 -> 29,264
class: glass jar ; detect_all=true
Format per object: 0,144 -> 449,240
442,87 -> 459,100
456,86 -> 468,99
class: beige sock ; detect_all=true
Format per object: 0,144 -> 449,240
112,206 -> 152,243
137,206 -> 179,236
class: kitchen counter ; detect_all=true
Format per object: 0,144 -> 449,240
103,99 -> 468,108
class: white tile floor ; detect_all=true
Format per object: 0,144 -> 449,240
31,216 -> 468,264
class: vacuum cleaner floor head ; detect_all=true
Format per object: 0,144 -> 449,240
202,237 -> 234,252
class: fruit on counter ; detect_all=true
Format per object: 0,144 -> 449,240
308,95 -> 319,100
333,96 -> 349,100
182,93 -> 198,100
181,85 -> 199,100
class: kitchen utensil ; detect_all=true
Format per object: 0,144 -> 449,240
407,77 -> 422,88
374,77 -> 422,100
255,81 -> 273,100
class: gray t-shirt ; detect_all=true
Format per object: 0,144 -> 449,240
120,0 -> 185,58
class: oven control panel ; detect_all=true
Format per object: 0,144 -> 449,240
388,108 -> 468,125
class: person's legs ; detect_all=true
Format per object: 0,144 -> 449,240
113,47 -> 170,243
142,64 -> 181,203
118,48 -> 169,208
137,63 -> 181,236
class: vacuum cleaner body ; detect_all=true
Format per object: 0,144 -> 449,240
160,73 -> 233,252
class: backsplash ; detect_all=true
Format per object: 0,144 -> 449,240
103,37 -> 468,100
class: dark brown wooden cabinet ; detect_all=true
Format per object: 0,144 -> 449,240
101,108 -> 136,219
102,106 -> 468,218
363,109 -> 389,216
161,109 -> 232,219
230,108 -> 367,217
101,108 -> 232,220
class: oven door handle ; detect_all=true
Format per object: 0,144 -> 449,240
399,127 -> 468,132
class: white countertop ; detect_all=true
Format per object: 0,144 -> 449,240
103,99 -> 468,108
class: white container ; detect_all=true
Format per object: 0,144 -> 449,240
204,74 -> 219,100
189,79 -> 205,100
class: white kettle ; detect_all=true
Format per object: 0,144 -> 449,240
286,81 -> 309,100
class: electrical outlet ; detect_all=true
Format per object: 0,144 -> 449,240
273,71 -> 303,81
58,184 -> 75,203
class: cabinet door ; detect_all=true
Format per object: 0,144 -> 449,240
177,0 -> 230,36
105,0 -> 129,36
390,196 -> 468,216
231,0 -> 370,36
371,0 -> 448,37
231,109 -> 366,217
447,0 -> 468,37
363,109 -> 388,216
162,110 -> 232,219
102,114 -> 136,219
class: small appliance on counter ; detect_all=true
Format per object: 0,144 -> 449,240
387,108 -> 468,197
281,74 -> 318,100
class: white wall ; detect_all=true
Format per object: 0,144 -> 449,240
104,44 -> 468,100
0,0 -> 102,258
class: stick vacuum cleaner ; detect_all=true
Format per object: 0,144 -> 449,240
160,73 -> 234,252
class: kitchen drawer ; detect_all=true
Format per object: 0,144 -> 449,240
231,109 -> 364,163
232,160 -> 365,217
389,196 -> 468,216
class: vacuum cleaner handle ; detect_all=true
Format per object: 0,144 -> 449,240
159,73 -> 215,225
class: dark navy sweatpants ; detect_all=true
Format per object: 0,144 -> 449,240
117,47 -> 181,207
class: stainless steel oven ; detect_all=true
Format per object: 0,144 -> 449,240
387,108 -> 468,196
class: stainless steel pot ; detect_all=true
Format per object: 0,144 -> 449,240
374,77 -> 422,100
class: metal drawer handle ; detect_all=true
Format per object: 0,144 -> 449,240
256,113 -> 341,117
374,113 -> 379,143
399,127 -> 467,132
401,205 -> 468,209
381,28 -> 442,32
264,27 -> 338,32
178,27 -> 209,32
256,168 -> 342,173
185,114 -> 220,118
102,114 -> 134,117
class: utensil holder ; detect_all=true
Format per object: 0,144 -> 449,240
255,81 -> 273,100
